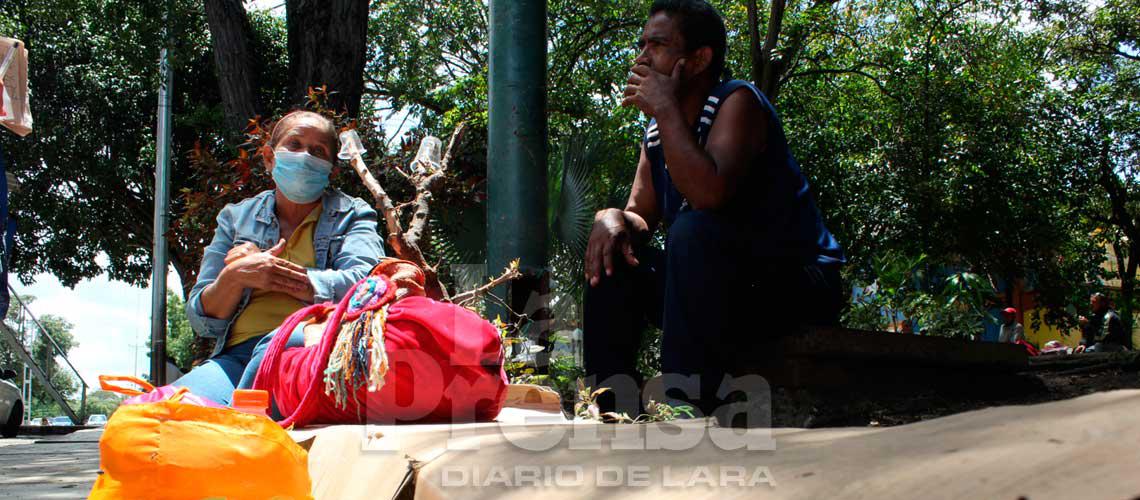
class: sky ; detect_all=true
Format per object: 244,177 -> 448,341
250,1 -> 284,13
10,261 -> 182,390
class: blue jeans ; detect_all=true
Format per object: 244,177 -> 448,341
173,325 -> 306,407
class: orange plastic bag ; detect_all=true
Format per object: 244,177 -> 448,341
89,376 -> 312,500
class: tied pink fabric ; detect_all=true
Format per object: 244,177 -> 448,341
98,376 -> 227,409
253,275 -> 508,428
123,386 -> 226,409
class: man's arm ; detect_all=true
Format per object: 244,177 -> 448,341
651,89 -> 766,211
623,145 -> 660,244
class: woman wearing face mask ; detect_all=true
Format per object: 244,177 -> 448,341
174,110 -> 385,406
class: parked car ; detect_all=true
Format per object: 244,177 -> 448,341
49,416 -> 72,426
0,368 -> 23,438
85,414 -> 108,427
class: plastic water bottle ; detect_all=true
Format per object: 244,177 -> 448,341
231,389 -> 270,417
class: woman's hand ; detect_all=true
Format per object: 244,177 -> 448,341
226,239 -> 312,295
224,241 -> 261,265
584,208 -> 640,287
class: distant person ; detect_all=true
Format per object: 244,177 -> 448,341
582,0 -> 844,415
998,307 -> 1024,344
174,111 -> 385,406
1077,293 -> 1131,353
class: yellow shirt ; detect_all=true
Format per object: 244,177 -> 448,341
227,207 -> 321,347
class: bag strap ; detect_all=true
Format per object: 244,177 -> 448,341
99,375 -> 155,396
252,303 -> 329,424
256,275 -> 395,427
167,387 -> 191,403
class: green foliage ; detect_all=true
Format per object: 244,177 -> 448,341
9,0 -> 1140,386
505,331 -> 584,405
165,290 -> 195,371
84,390 -> 125,418
28,315 -> 79,415
845,252 -> 996,339
1031,0 -> 1140,329
0,295 -> 81,418
358,0 -> 1126,343
0,0 -> 246,292
574,380 -> 694,424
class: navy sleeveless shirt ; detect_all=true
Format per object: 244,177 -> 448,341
645,79 -> 845,267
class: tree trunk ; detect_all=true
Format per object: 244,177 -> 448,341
746,0 -> 764,85
203,0 -> 263,133
1123,241 -> 1139,337
745,0 -> 793,100
1099,139 -> 1140,338
285,0 -> 370,117
759,0 -> 787,98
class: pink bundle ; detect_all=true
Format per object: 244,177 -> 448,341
253,271 -> 509,427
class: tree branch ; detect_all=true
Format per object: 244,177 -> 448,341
347,154 -> 403,239
759,0 -> 787,97
784,67 -> 901,102
364,78 -> 449,114
451,259 -> 523,308
747,0 -> 763,85
406,122 -> 467,247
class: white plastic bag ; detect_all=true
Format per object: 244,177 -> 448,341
0,37 -> 32,137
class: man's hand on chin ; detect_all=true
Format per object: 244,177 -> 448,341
622,59 -> 685,118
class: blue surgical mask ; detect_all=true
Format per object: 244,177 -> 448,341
272,150 -> 333,203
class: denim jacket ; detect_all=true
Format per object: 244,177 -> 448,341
186,188 -> 385,357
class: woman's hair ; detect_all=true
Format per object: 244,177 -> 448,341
267,110 -> 339,155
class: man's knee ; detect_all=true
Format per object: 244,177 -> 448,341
584,255 -> 642,308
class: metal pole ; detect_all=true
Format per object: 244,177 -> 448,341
487,0 -> 550,359
21,364 -> 30,423
149,47 -> 173,385
79,383 -> 87,420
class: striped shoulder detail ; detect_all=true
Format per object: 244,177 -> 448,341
696,80 -> 762,145
645,121 -> 661,149
696,96 -> 721,146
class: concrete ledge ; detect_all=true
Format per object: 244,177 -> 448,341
785,326 -> 1029,370
734,327 -> 1029,390
1027,351 -> 1140,372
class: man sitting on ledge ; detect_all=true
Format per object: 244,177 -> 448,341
583,0 -> 845,417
